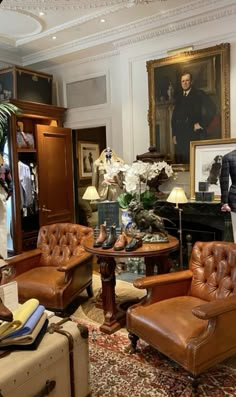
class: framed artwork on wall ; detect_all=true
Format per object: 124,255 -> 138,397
78,141 -> 100,179
147,43 -> 230,169
190,138 -> 236,200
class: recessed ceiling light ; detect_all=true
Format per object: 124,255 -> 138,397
100,18 -> 106,23
39,11 -> 45,16
52,36 -> 57,40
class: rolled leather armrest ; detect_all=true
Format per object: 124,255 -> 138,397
133,269 -> 193,289
57,252 -> 93,271
192,295 -> 236,320
6,249 -> 42,265
3,249 -> 42,279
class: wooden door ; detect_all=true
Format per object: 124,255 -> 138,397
36,125 -> 74,226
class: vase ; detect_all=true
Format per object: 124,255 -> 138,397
147,169 -> 169,197
120,208 -> 133,230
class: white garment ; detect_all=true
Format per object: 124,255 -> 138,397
18,161 -> 33,208
0,186 -> 7,258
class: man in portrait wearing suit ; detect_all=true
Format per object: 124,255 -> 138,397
171,72 -> 217,164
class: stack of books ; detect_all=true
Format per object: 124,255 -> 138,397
0,298 -> 48,350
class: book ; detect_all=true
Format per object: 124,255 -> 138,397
0,298 -> 39,338
0,314 -> 49,350
1,304 -> 45,340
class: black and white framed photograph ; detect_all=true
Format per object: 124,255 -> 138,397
78,141 -> 100,179
190,138 -> 236,200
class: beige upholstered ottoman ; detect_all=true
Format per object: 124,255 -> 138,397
0,316 -> 91,397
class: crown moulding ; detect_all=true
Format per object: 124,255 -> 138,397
21,2 -> 236,67
0,0 -> 160,10
2,0 -> 235,68
113,4 -> 236,48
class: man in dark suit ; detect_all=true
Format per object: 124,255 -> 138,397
220,150 -> 236,212
171,72 -> 217,164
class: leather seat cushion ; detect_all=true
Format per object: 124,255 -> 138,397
14,267 -> 66,307
127,296 -> 207,365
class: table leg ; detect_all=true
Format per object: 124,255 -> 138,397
99,256 -> 125,334
145,255 -> 172,276
157,255 -> 173,274
145,257 -> 156,276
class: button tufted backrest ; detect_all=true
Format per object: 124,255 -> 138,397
37,223 -> 93,267
190,241 -> 236,301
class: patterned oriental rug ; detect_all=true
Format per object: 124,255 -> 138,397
72,274 -> 236,397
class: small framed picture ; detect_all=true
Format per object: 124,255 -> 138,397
78,141 -> 100,179
190,138 -> 236,200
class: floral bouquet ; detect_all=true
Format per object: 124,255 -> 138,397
103,160 -> 176,209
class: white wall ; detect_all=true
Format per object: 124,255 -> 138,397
47,54 -> 124,158
46,15 -> 236,169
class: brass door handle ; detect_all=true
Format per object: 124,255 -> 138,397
39,205 -> 52,212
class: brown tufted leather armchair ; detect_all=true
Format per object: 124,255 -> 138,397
3,223 -> 94,313
127,241 -> 236,381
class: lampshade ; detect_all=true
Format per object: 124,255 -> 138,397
166,187 -> 188,206
82,186 -> 100,201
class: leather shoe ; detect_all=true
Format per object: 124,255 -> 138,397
125,236 -> 143,252
102,225 -> 117,249
94,223 -> 107,247
114,232 -> 128,251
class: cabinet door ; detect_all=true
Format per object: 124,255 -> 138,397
36,125 -> 74,226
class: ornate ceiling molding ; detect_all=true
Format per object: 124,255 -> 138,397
3,0 -> 224,48
113,2 -> 236,48
3,0 -> 235,67
16,3 -> 126,46
23,0 -> 236,65
1,0 -> 160,11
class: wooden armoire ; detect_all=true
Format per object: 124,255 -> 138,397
7,99 -> 74,255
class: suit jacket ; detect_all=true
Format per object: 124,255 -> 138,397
220,150 -> 236,208
171,86 -> 216,138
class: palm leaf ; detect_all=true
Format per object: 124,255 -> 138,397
0,103 -> 21,141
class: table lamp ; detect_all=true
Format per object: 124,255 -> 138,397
82,186 -> 100,203
167,187 -> 188,269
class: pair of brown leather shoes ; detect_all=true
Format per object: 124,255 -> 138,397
114,232 -> 128,251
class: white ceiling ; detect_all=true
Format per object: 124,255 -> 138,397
0,0 -> 235,69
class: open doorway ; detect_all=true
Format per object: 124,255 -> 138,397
72,126 -> 106,224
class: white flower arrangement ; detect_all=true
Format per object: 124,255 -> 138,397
123,160 -> 175,194
103,160 -> 176,209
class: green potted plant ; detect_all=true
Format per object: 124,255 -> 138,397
117,190 -> 157,210
0,102 -> 20,153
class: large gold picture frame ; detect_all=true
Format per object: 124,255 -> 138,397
147,43 -> 230,169
190,138 -> 236,200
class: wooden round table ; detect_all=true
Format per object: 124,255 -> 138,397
83,234 -> 179,334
